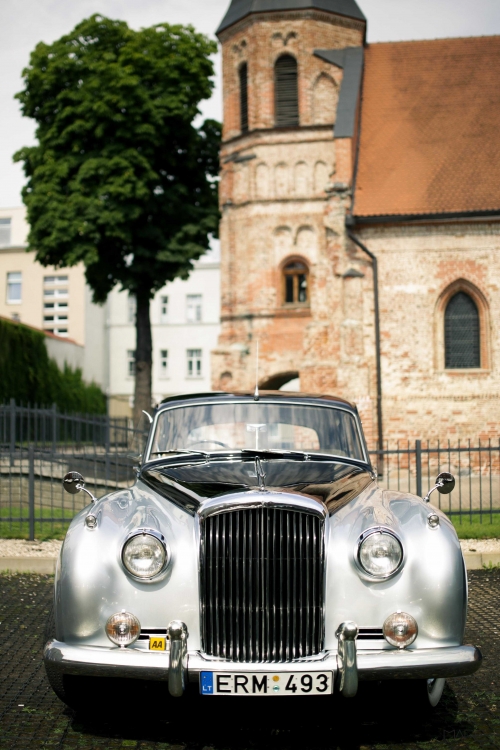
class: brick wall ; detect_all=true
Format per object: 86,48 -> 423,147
213,7 -> 500,447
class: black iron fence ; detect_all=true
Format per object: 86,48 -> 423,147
0,402 -> 141,540
0,400 -> 135,455
0,403 -> 499,539
370,439 -> 500,523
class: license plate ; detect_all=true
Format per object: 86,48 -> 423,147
149,637 -> 166,651
200,671 -> 333,696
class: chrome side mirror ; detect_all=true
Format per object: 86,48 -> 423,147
63,471 -> 97,503
63,471 -> 85,494
423,472 -> 455,503
436,472 -> 455,495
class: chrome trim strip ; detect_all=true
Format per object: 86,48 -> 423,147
44,641 -> 481,683
198,493 -> 327,519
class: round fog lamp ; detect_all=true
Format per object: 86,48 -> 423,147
383,612 -> 418,649
105,611 -> 140,648
122,531 -> 167,579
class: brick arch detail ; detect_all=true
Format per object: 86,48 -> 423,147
434,278 -> 491,372
259,371 -> 300,390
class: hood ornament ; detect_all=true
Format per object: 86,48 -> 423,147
255,456 -> 266,492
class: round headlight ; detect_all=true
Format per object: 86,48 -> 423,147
122,530 -> 167,579
358,529 -> 403,578
106,611 -> 140,647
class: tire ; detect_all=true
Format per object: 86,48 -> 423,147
382,678 -> 446,712
425,677 -> 446,708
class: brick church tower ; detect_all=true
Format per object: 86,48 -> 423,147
212,0 -> 376,441
212,4 -> 500,448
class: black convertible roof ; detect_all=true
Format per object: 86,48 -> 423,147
158,391 -> 357,412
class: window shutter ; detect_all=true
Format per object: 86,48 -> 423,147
239,63 -> 249,133
445,292 -> 480,368
275,55 -> 299,127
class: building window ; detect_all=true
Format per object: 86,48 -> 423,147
159,349 -> 169,378
44,275 -> 68,285
128,294 -> 136,324
283,261 -> 308,305
445,292 -> 480,368
187,349 -> 202,378
6,272 -> 22,303
0,218 -> 12,247
127,350 -> 136,377
43,276 -> 69,335
275,55 -> 299,127
186,294 -> 202,323
239,62 -> 249,133
43,276 -> 68,299
160,295 -> 169,323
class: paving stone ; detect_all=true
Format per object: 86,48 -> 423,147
0,571 -> 499,748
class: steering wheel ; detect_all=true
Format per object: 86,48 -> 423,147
187,439 -> 231,449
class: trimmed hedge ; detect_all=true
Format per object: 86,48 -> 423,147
0,318 -> 106,414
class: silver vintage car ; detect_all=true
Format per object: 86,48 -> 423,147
44,391 -> 481,711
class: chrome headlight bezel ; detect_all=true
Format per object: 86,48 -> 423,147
355,526 -> 404,580
121,528 -> 170,581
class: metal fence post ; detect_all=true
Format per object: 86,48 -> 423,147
10,398 -> 16,466
415,440 -> 422,498
52,404 -> 57,454
105,415 -> 111,485
28,445 -> 35,541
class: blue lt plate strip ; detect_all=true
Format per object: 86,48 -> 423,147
200,671 -> 214,694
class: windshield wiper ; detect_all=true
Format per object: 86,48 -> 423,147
150,450 -> 209,458
241,449 -> 309,460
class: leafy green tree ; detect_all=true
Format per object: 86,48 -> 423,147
14,15 -> 220,422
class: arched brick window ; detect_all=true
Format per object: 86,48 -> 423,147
445,291 -> 480,368
239,63 -> 248,133
275,55 -> 299,127
283,259 -> 308,305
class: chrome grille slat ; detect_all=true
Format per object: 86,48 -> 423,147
201,507 -> 325,663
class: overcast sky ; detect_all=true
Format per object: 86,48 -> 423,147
1,0 -> 499,207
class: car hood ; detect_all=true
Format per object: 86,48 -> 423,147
140,456 -> 374,515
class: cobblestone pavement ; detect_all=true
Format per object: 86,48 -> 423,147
0,570 -> 499,750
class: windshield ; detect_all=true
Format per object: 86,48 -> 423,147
149,401 -> 366,462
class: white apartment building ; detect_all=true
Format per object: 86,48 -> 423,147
0,206 -> 106,387
105,245 -> 221,417
0,206 -> 221,416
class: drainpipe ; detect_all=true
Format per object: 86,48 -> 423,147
346,229 -> 383,474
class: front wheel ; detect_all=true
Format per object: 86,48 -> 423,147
425,677 -> 446,707
382,678 -> 446,712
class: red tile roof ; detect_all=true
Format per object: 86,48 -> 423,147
353,36 -> 500,218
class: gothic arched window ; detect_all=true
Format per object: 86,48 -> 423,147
445,291 -> 480,368
275,55 -> 299,127
283,260 -> 308,305
239,63 -> 249,133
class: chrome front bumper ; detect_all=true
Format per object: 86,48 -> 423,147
44,639 -> 482,695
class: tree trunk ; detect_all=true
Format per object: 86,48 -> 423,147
133,291 -> 152,426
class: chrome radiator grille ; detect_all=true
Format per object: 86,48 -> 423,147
200,507 -> 325,662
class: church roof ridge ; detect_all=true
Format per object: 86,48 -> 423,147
217,0 -> 366,35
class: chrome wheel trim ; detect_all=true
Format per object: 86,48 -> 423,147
427,677 -> 446,707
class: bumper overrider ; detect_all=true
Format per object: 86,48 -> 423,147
44,620 -> 482,698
